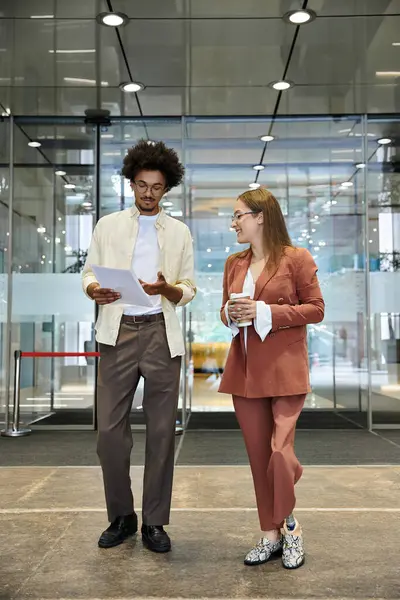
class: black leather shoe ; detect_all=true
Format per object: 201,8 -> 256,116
141,524 -> 171,553
98,513 -> 138,548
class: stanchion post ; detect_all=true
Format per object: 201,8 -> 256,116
1,351 -> 31,437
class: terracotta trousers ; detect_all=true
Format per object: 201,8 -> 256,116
233,394 -> 305,531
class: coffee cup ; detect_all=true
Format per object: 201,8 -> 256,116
229,293 -> 252,327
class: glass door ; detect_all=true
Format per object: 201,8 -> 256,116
9,117 -> 97,429
184,115 -> 369,428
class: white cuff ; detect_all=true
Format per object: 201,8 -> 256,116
254,301 -> 272,342
175,283 -> 196,307
224,302 -> 239,337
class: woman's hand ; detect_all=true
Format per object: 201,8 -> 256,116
228,298 -> 257,323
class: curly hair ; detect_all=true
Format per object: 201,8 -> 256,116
121,139 -> 184,190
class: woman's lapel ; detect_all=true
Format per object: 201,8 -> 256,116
230,250 -> 251,294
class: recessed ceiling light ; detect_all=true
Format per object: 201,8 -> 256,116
162,201 -> 173,207
340,181 -> 353,188
28,141 -> 41,148
377,137 -> 392,145
55,170 -> 66,176
249,183 -> 260,189
253,165 -> 265,171
283,9 -> 316,25
97,12 -> 128,27
119,81 -> 145,93
260,135 -> 274,142
355,163 -> 366,169
82,202 -> 93,208
270,80 -> 292,91
64,183 -> 76,189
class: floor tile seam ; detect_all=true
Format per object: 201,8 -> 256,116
1,507 -> 400,514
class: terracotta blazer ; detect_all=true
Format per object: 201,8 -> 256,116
218,246 -> 325,398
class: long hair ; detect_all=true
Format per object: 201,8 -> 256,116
239,187 -> 293,269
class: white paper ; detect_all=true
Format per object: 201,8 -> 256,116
91,265 -> 153,308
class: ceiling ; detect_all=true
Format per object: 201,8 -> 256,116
0,0 -> 400,117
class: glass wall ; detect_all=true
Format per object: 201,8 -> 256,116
1,114 -> 399,430
0,116 -> 10,428
184,116 -> 369,422
8,118 -> 96,428
367,116 -> 400,427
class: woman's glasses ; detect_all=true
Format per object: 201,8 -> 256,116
231,211 -> 260,223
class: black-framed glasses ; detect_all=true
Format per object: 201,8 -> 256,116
133,180 -> 165,196
231,211 -> 260,223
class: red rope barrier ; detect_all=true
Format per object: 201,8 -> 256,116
20,352 -> 100,358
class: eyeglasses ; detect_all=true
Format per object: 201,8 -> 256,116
133,180 -> 165,196
231,211 -> 260,223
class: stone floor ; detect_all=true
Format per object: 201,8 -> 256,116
0,431 -> 400,599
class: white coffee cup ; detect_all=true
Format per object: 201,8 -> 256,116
230,293 -> 252,327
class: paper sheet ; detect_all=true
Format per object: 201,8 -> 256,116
91,265 -> 153,308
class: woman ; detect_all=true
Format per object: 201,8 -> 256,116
219,187 -> 324,569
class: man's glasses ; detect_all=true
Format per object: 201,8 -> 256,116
133,180 -> 165,196
231,211 -> 260,223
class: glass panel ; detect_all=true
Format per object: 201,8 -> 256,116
11,118 -> 96,427
111,0 -> 303,18
185,116 -> 369,426
368,116 -> 400,426
0,116 -> 10,427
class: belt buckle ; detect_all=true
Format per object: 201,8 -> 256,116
133,315 -> 145,323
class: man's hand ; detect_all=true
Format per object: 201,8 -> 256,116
139,272 -> 183,304
87,282 -> 121,305
139,272 -> 168,296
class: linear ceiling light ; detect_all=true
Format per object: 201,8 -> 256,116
49,49 -> 96,54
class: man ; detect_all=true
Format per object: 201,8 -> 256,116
82,140 -> 196,553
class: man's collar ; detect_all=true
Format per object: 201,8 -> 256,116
129,204 -> 167,228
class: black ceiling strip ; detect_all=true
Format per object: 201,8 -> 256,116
255,0 -> 309,183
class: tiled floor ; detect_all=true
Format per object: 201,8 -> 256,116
1,430 -> 400,599
0,465 -> 399,599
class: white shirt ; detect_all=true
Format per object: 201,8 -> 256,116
225,269 -> 272,347
82,206 -> 196,358
124,214 -> 162,316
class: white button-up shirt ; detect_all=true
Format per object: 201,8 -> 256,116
82,206 -> 196,358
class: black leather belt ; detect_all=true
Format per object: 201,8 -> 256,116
122,313 -> 164,324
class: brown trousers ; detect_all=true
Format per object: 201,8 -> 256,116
233,394 -> 305,531
97,315 -> 181,525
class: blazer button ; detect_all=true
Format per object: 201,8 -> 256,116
278,298 -> 284,304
